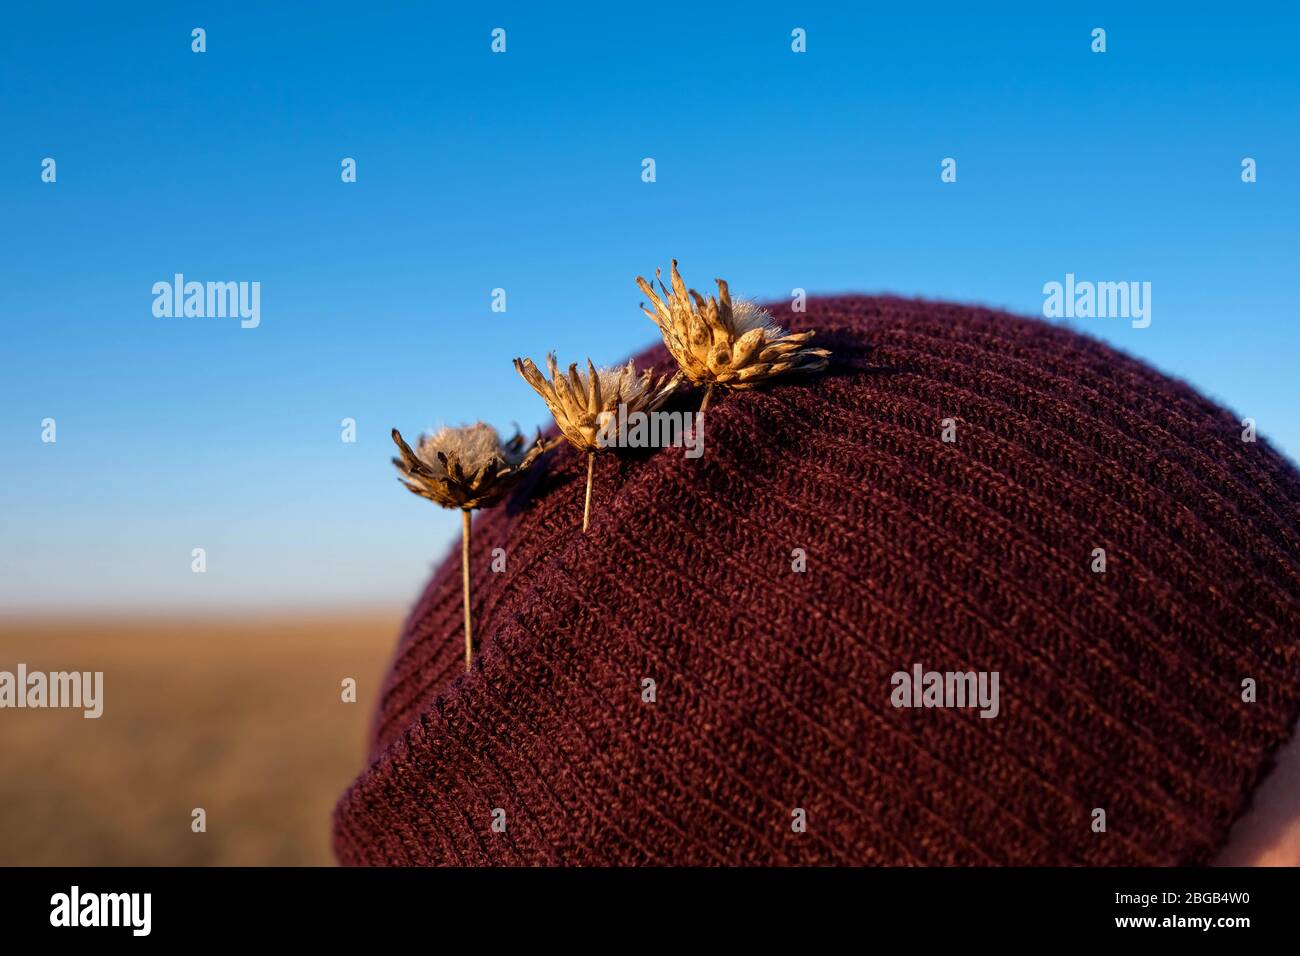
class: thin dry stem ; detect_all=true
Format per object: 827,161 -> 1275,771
699,383 -> 715,414
461,508 -> 472,671
582,451 -> 594,532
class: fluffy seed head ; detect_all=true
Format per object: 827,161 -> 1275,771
391,422 -> 551,510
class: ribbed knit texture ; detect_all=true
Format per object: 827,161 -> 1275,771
334,296 -> 1300,866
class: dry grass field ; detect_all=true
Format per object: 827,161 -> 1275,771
5,612 -> 1299,867
0,611 -> 401,866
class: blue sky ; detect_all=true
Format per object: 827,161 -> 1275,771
2,5 -> 1297,611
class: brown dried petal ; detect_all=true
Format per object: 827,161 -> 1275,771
730,327 -> 766,367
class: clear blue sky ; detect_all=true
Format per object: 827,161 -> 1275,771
2,5 -> 1297,611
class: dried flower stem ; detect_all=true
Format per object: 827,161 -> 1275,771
699,383 -> 715,414
582,451 -> 595,533
392,423 -> 551,672
461,508 -> 472,671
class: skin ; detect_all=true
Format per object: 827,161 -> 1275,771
1214,721 -> 1300,865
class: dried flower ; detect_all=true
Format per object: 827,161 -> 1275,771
391,423 -> 549,510
636,259 -> 831,411
391,422 -> 550,670
513,353 -> 679,531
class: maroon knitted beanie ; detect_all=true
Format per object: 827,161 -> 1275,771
334,295 -> 1300,866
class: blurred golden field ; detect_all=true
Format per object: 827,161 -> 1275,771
0,611 -> 400,866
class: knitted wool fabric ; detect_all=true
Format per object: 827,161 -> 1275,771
334,296 -> 1300,866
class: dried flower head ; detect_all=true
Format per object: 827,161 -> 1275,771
512,354 -> 680,453
391,422 -> 549,511
513,353 -> 680,532
636,260 -> 830,399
